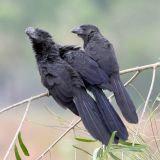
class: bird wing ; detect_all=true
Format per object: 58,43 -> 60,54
40,62 -> 74,104
63,50 -> 109,86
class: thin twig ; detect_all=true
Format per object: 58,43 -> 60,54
26,118 -> 88,135
120,62 -> 160,74
133,65 -> 157,145
44,105 -> 71,125
72,125 -> 77,160
123,71 -> 140,86
154,116 -> 160,139
26,120 -> 74,129
35,118 -> 81,160
72,145 -> 92,157
129,84 -> 146,114
0,92 -> 48,114
3,100 -> 31,160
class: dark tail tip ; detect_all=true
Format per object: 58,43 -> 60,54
128,115 -> 138,124
111,77 -> 139,124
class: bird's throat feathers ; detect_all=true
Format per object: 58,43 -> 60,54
32,41 -> 59,61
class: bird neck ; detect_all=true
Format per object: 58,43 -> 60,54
83,32 -> 102,48
33,42 -> 60,62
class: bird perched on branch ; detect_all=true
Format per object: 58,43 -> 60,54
59,45 -> 128,140
25,27 -> 118,145
72,24 -> 138,124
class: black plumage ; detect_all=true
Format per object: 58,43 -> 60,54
72,24 -> 138,124
59,45 -> 128,140
25,27 -> 114,145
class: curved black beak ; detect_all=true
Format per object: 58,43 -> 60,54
71,26 -> 83,34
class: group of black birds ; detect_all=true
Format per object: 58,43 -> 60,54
25,24 -> 138,145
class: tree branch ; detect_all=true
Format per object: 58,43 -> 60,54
120,62 -> 160,74
34,118 -> 81,160
0,62 -> 159,114
0,92 -> 48,114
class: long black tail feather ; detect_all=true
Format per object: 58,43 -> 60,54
111,76 -> 138,124
66,102 -> 79,116
89,86 -> 128,140
74,89 -> 116,144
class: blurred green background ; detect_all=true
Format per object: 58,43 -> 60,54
0,0 -> 160,159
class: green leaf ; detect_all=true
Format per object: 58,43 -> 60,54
97,147 -> 104,159
18,132 -> 30,156
94,132 -> 117,159
111,145 -> 145,152
119,140 -> 146,148
109,153 -> 121,160
72,145 -> 92,156
75,137 -> 97,143
93,147 -> 102,160
14,145 -> 21,160
107,131 -> 117,149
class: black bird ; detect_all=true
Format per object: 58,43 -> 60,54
72,24 -> 138,124
59,45 -> 128,140
25,27 -> 114,144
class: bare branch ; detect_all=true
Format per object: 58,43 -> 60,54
1,62 -> 159,114
0,92 -> 48,114
35,118 -> 81,160
120,62 -> 160,74
3,100 -> 31,160
123,71 -> 140,86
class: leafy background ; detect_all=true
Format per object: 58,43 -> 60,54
0,0 -> 160,159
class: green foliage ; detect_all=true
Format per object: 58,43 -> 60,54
14,145 -> 21,160
107,131 -> 117,150
93,141 -> 146,160
14,132 -> 30,160
73,145 -> 92,156
93,131 -> 117,160
75,137 -> 97,143
109,153 -> 121,160
73,132 -> 147,160
18,132 -> 30,156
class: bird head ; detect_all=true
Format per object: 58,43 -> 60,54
71,24 -> 99,39
25,27 -> 52,44
25,27 -> 58,57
